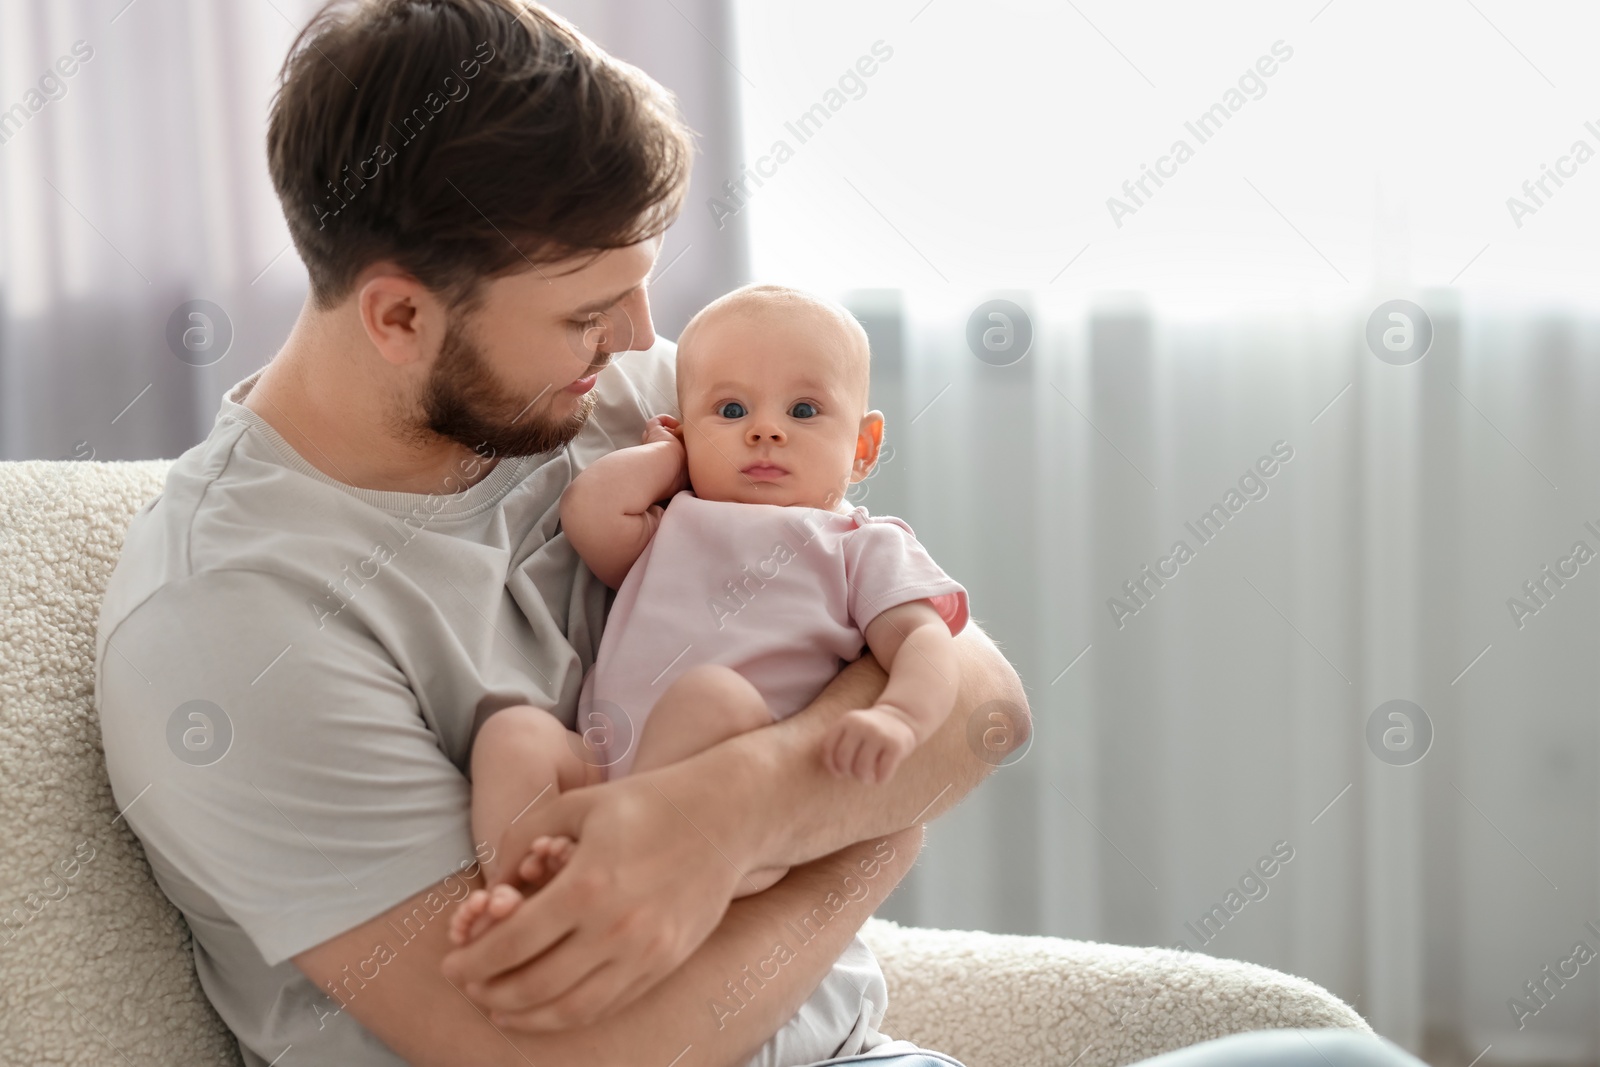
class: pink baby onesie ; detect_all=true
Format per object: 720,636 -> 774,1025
572,489 -> 969,1065
577,489 -> 969,778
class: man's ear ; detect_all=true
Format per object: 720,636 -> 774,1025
355,269 -> 440,368
850,410 -> 885,482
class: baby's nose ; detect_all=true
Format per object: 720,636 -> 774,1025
746,424 -> 785,444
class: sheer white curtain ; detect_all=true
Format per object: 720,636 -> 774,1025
0,0 -> 747,460
0,0 -> 315,461
854,290 -> 1600,1064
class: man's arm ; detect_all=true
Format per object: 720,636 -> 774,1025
444,621 -> 1026,1025
732,619 -> 1027,864
296,825 -> 923,1067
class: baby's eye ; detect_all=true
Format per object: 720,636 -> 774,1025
717,401 -> 747,419
790,401 -> 818,419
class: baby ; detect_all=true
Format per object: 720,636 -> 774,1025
450,286 -> 969,1042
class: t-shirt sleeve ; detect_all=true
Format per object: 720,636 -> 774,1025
840,518 -> 969,636
96,569 -> 476,968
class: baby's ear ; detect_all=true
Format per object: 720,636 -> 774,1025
852,411 -> 886,480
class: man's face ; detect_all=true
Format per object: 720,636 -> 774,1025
414,238 -> 660,458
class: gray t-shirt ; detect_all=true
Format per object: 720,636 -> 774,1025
94,336 -> 891,1066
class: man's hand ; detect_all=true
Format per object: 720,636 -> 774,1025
439,755 -> 754,1030
297,826 -> 925,1067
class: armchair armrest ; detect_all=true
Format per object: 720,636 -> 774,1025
863,918 -> 1369,1067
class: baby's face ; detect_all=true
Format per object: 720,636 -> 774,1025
678,305 -> 876,510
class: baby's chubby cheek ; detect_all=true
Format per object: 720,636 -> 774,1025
683,443 -> 734,501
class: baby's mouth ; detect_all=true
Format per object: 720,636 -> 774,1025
741,462 -> 788,480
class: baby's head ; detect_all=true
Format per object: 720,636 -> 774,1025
675,284 -> 883,511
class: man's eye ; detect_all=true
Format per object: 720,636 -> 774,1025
790,401 -> 818,419
717,401 -> 746,418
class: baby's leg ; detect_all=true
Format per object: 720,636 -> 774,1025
635,664 -> 790,896
470,704 -> 602,879
453,705 -> 602,944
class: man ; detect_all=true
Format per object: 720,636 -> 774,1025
94,2 -> 1027,1064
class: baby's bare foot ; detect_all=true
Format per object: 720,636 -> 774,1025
450,837 -> 576,946
450,884 -> 525,946
449,891 -> 482,946
516,834 -> 576,888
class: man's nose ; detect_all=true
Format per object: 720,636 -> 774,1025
609,288 -> 655,353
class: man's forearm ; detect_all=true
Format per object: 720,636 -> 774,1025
663,622 -> 1028,873
298,828 -> 922,1067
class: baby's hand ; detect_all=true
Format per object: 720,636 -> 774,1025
641,414 -> 684,447
822,705 -> 919,785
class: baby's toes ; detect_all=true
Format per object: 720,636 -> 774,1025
450,891 -> 487,944
460,887 -> 490,916
517,835 -> 576,889
464,886 -> 521,942
464,911 -> 495,943
516,850 -> 547,885
486,883 -> 524,919
545,836 -> 576,869
532,834 -> 570,858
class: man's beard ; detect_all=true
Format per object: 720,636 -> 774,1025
411,308 -> 599,460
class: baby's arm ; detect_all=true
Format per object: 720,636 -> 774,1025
822,600 -> 961,784
559,415 -> 689,589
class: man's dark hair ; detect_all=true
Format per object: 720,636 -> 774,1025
268,0 -> 695,311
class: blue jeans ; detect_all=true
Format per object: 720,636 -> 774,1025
804,1029 -> 1430,1067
